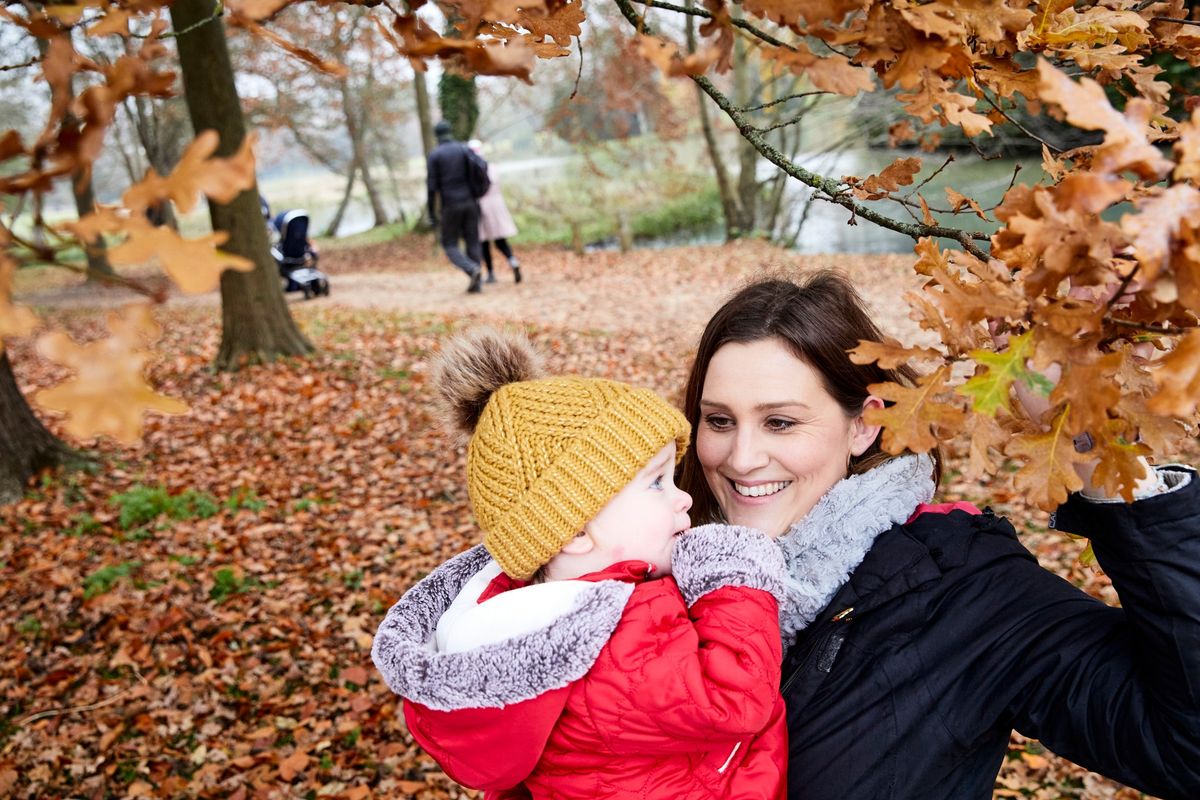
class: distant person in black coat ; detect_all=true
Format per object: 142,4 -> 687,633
427,120 -> 484,294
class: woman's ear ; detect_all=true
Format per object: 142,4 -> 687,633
559,530 -> 595,555
849,395 -> 884,457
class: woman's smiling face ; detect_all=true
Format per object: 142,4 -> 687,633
695,338 -> 880,538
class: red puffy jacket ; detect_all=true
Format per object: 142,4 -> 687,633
373,525 -> 789,800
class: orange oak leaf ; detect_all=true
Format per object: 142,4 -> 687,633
32,306 -> 188,444
762,43 -> 874,96
463,40 -> 535,83
1048,351 -> 1123,435
1025,6 -> 1147,49
636,35 -> 719,77
0,261 -> 39,347
963,409 -> 1008,480
896,75 -> 992,137
1036,60 -> 1172,179
742,0 -> 864,29
105,217 -> 254,295
899,0 -> 1032,43
122,130 -> 258,216
224,0 -> 292,20
1147,329 -> 1200,417
85,7 -> 131,37
865,366 -> 967,455
1175,107 -> 1200,182
913,238 -> 1025,340
0,130 -> 25,162
945,187 -> 988,220
1005,408 -> 1088,510
845,156 -> 921,201
1089,419 -> 1151,503
519,0 -> 584,47
1052,172 -> 1131,215
848,336 -> 942,369
1121,183 -> 1200,282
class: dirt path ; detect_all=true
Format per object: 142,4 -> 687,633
15,239 -> 930,344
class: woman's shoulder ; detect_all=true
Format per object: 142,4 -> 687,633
893,503 -> 1030,573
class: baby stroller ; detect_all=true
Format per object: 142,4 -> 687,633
271,209 -> 330,300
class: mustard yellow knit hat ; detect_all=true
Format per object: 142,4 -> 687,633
433,329 -> 690,580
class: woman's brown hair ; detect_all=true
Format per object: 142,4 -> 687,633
678,270 -> 942,525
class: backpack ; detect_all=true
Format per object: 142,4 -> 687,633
462,145 -> 491,199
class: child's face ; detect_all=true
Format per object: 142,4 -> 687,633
584,441 -> 693,577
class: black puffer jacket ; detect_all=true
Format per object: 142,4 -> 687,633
426,140 -> 478,216
782,465 -> 1200,800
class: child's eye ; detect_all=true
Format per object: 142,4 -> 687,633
649,474 -> 664,490
704,414 -> 734,431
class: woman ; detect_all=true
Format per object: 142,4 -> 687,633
677,271 -> 1200,800
468,139 -> 522,284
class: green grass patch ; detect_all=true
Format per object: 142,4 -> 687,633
209,567 -> 264,603
83,561 -> 142,599
315,220 -> 414,251
109,485 -> 229,529
224,487 -> 266,513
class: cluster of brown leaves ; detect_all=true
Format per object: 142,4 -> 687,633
849,61 -> 1200,513
5,250 -> 1195,797
1,2 -> 262,443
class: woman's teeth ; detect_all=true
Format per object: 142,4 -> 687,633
732,481 -> 789,498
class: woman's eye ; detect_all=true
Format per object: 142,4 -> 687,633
704,414 -> 734,431
765,417 -> 796,432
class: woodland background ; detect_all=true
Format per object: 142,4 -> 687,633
4,0 -> 1200,798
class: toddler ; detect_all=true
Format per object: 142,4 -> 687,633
371,328 -> 788,799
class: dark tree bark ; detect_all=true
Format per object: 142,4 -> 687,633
339,77 -> 388,228
324,158 -> 359,237
169,0 -> 313,370
71,168 -> 114,280
0,352 -> 87,505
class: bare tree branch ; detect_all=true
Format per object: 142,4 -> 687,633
740,90 -> 830,113
613,0 -> 991,258
633,0 -> 796,51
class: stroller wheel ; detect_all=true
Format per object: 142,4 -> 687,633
319,281 -> 330,297
302,284 -> 314,300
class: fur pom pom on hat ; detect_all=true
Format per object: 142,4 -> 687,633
432,328 -> 690,580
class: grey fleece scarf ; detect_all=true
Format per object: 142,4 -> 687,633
775,454 -> 935,645
371,524 -> 787,711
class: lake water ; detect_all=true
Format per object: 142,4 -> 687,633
294,148 -> 1038,255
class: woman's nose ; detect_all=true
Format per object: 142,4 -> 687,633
728,429 -> 768,473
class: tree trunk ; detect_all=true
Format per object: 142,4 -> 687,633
413,71 -> 435,161
170,0 -> 313,370
685,1 -> 742,241
340,79 -> 389,227
72,170 -> 114,280
438,71 -> 478,142
0,352 -> 86,505
324,158 -> 359,237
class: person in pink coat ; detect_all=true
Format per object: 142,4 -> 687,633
468,140 -> 522,284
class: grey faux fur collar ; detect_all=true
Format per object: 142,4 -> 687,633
371,525 -> 790,711
371,545 -> 634,710
776,455 -> 935,645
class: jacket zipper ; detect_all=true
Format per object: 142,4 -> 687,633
781,607 -> 855,693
